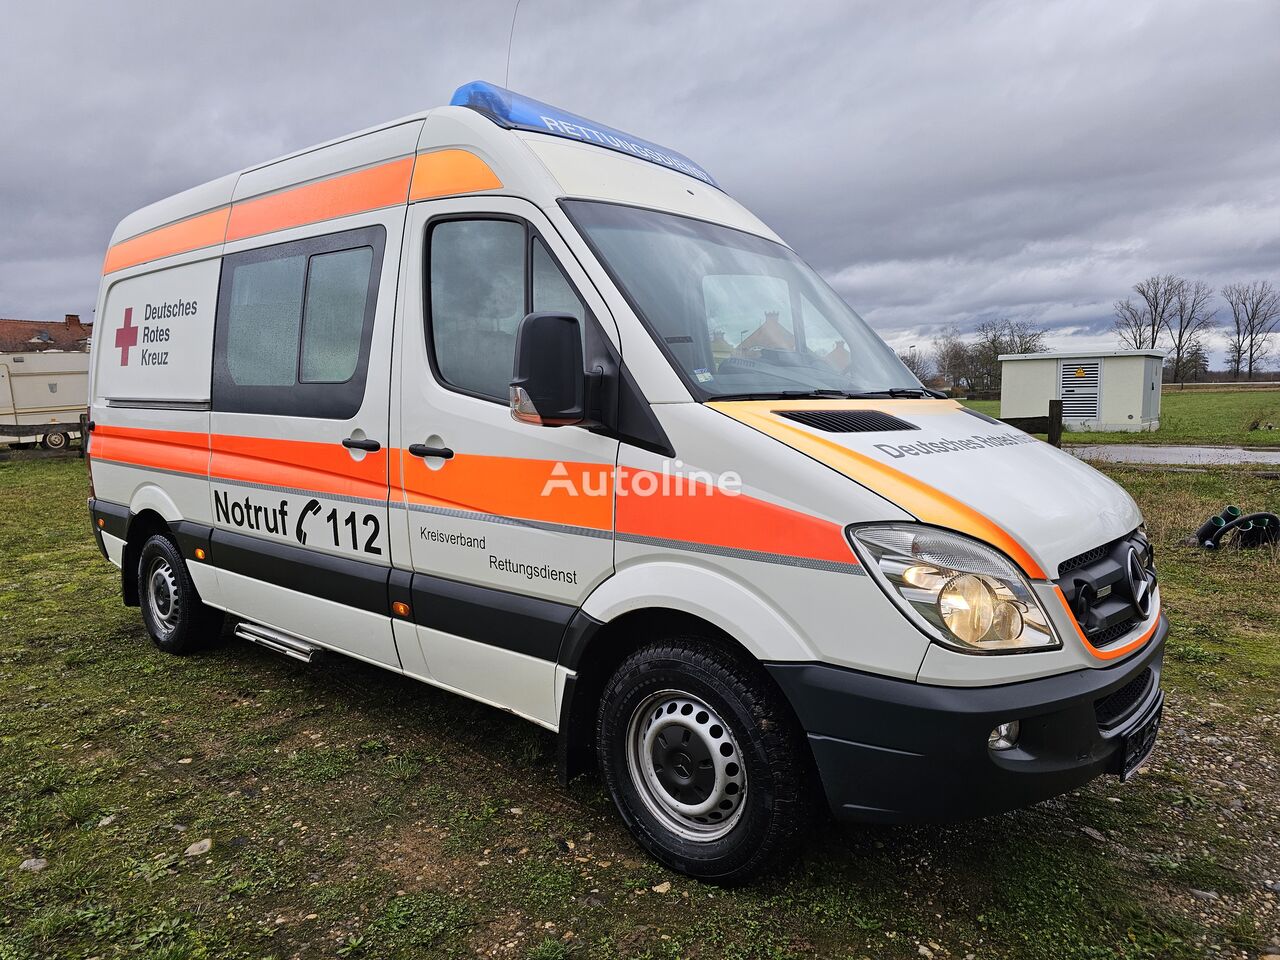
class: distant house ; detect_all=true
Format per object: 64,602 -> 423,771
0,315 -> 92,354
824,341 -> 851,374
735,311 -> 794,356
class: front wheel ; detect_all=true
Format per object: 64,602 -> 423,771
597,638 -> 815,883
40,431 -> 69,451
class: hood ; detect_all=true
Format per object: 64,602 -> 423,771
710,399 -> 1141,580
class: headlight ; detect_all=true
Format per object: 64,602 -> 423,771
849,524 -> 1060,654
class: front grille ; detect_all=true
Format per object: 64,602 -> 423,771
1058,543 -> 1108,576
1054,529 -> 1156,648
774,409 -> 920,433
1089,619 -> 1139,647
1095,668 -> 1153,729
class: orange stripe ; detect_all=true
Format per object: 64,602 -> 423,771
710,401 -> 1047,579
409,149 -> 503,201
1054,586 -> 1161,660
92,426 -> 386,501
397,453 -> 853,565
92,427 -> 855,567
210,433 -> 387,502
615,467 -> 854,565
225,157 -> 414,242
92,425 -> 211,475
102,207 -> 230,274
102,148 -> 501,275
398,452 -> 613,531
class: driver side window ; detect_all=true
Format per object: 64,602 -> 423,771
428,219 -> 588,402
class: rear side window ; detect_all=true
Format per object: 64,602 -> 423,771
301,248 -> 375,383
213,226 -> 384,418
225,255 -> 305,387
427,220 -> 587,403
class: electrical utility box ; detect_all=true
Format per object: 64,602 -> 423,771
999,350 -> 1163,432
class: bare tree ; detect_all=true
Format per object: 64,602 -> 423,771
1113,274 -> 1181,350
1002,318 -> 1049,355
929,320 -> 1048,395
970,318 -> 1049,393
1166,279 -> 1216,382
931,325 -> 971,392
898,348 -> 933,382
1224,302 -> 1248,379
1113,299 -> 1148,350
1222,281 -> 1280,380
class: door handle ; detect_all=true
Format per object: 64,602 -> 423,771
408,443 -> 454,460
342,437 -> 381,452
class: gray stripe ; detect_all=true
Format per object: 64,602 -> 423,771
397,500 -> 613,540
616,532 -> 865,576
106,397 -> 212,411
95,458 -> 201,482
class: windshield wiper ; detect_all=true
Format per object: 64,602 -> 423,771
711,389 -> 860,401
840,387 -> 947,399
711,387 -> 947,402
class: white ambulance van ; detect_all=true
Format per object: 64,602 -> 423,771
88,82 -> 1165,882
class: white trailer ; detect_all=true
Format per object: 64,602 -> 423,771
0,350 -> 89,449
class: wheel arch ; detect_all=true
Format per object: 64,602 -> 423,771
556,562 -> 819,786
120,494 -> 182,607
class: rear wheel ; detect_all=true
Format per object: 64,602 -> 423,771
40,431 -> 69,451
136,533 -> 223,654
597,638 -> 814,883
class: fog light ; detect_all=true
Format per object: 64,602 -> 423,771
988,721 -> 1020,751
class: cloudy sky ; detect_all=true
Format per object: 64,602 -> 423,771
4,0 -> 1278,363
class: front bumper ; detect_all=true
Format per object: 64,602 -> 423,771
766,615 -> 1167,823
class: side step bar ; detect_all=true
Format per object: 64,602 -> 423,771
234,622 -> 320,663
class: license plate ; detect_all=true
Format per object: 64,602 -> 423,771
1120,703 -> 1162,781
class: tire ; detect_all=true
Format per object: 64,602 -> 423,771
597,637 -> 814,883
40,431 -> 69,451
136,533 -> 224,654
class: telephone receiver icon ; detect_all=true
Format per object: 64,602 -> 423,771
295,499 -> 322,544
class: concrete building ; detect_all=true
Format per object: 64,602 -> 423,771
999,349 -> 1164,432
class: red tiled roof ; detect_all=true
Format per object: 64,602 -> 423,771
0,315 -> 91,354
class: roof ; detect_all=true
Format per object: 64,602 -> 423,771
0,316 -> 91,354
999,349 -> 1165,361
104,83 -> 769,273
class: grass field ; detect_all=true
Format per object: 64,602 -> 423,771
962,389 -> 1280,447
1,459 -> 1278,959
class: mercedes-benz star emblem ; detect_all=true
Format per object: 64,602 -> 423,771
1125,547 -> 1154,617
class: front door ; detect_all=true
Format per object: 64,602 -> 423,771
391,197 -> 619,726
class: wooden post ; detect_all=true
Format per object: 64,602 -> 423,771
78,413 -> 89,459
1048,399 -> 1063,448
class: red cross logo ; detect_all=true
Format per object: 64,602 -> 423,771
115,307 -> 138,366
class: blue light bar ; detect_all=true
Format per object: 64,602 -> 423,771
450,81 -> 718,188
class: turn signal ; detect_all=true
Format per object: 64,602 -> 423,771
392,601 -> 411,618
194,547 -> 207,561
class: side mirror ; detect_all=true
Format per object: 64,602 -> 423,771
509,312 -> 586,426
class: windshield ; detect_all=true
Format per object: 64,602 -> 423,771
564,201 -> 922,400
